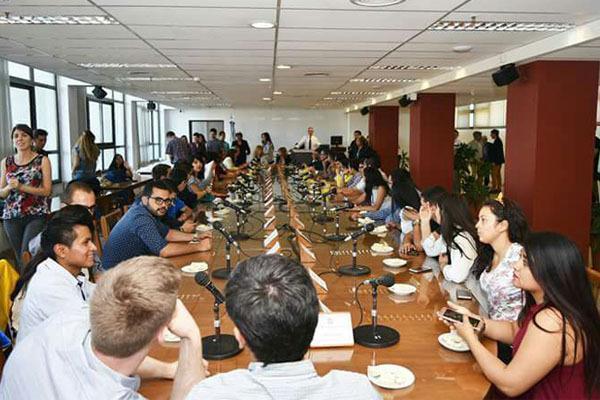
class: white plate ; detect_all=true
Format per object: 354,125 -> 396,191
370,226 -> 388,235
371,243 -> 394,253
163,330 -> 181,343
367,364 -> 415,390
195,224 -> 212,233
181,262 -> 208,274
207,216 -> 223,223
214,208 -> 230,216
387,283 -> 417,296
358,217 -> 375,226
383,258 -> 408,268
438,332 -> 470,352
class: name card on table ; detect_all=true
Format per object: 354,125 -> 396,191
263,229 -> 278,248
306,265 -> 327,292
300,243 -> 316,261
310,312 -> 354,348
263,215 -> 276,230
265,198 -> 274,209
265,241 -> 280,255
264,204 -> 275,218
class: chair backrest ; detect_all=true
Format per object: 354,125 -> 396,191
99,209 -> 123,241
123,204 -> 130,213
587,268 -> 600,311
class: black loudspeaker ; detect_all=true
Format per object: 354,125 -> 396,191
360,106 -> 369,116
492,64 -> 520,87
398,95 -> 413,108
92,86 -> 107,100
147,101 -> 157,111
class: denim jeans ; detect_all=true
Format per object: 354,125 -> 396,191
3,215 -> 46,272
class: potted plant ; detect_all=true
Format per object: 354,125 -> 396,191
454,143 -> 490,213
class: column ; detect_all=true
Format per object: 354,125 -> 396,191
505,60 -> 599,255
368,105 -> 399,173
409,93 -> 456,191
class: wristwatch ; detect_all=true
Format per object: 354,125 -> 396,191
412,219 -> 421,227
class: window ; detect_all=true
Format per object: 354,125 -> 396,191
137,104 -> 161,165
86,90 -> 125,171
189,120 -> 225,139
8,62 -> 61,182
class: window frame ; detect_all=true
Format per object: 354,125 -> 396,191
9,67 -> 62,183
86,94 -> 126,172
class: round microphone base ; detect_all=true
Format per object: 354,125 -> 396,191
230,232 -> 250,241
313,214 -> 334,224
202,334 -> 243,360
326,233 -> 346,242
353,325 -> 400,348
211,267 -> 231,280
338,265 -> 371,276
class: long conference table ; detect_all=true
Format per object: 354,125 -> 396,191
140,171 -> 494,399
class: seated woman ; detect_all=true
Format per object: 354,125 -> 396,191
252,145 -> 265,166
445,232 -> 600,399
187,155 -> 214,203
104,154 -> 133,183
422,193 -> 478,283
417,186 -> 448,257
275,147 -> 291,165
350,166 -> 392,217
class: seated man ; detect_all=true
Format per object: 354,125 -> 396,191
1,256 -> 205,399
16,205 -> 97,341
152,163 -> 172,181
102,180 -> 211,270
186,254 -> 381,400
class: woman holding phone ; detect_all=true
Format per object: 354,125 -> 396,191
444,232 -> 600,399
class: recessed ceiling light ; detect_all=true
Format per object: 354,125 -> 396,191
453,45 -> 472,53
330,91 -> 341,95
370,65 -> 456,71
259,78 -> 271,82
0,15 -> 118,25
276,64 -> 292,70
262,97 -> 272,101
273,91 -> 282,95
350,0 -> 405,6
251,21 -> 275,29
120,77 -> 194,81
350,77 -> 419,83
80,63 -> 175,68
430,20 -> 574,32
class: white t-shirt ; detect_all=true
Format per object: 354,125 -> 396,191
18,257 -> 94,342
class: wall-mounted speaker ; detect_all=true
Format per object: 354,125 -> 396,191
147,101 -> 157,111
360,106 -> 370,116
92,85 -> 107,99
399,94 -> 414,108
492,64 -> 520,87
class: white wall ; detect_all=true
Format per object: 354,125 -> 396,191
164,107 -> 356,150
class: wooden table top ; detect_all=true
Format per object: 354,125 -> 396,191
139,193 -> 494,399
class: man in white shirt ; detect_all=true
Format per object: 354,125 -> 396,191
186,254 -> 381,400
1,256 -> 205,400
293,126 -> 321,151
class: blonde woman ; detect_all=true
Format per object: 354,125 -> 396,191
72,130 -> 100,181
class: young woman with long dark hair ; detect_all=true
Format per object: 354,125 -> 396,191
351,166 -> 391,213
446,232 -> 600,399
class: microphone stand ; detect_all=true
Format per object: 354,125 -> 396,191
212,241 -> 233,280
353,284 -> 400,348
230,210 -> 250,241
202,301 -> 243,360
337,238 -> 371,276
326,211 -> 345,242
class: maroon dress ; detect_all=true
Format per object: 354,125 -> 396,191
510,304 -> 598,399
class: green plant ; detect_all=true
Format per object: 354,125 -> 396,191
398,150 -> 410,170
454,143 -> 490,206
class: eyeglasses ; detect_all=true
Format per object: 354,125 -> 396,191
85,205 -> 96,214
149,196 -> 173,206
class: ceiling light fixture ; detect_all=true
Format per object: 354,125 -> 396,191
251,21 -> 275,29
276,64 -> 292,70
259,78 -> 271,82
120,77 -> 195,81
349,0 -> 405,7
0,15 -> 119,25
350,77 -> 419,83
370,65 -> 456,71
273,91 -> 282,95
453,45 -> 472,53
430,20 -> 574,32
80,63 -> 175,68
262,97 -> 272,101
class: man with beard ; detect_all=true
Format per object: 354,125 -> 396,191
101,180 -> 211,269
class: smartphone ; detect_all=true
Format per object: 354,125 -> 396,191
409,266 -> 432,274
440,308 -> 482,331
456,289 -> 473,301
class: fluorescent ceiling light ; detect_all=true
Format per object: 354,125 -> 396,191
350,77 -> 419,83
262,97 -> 272,101
276,64 -> 292,70
259,78 -> 271,82
80,63 -> 175,68
350,0 -> 405,6
251,21 -> 275,29
273,91 -> 282,95
430,21 -> 574,32
120,77 -> 195,81
370,65 -> 456,71
151,91 -> 211,95
0,15 -> 118,25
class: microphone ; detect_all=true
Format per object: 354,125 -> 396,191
329,202 -> 354,212
195,272 -> 226,304
212,220 -> 239,248
363,273 -> 395,287
214,197 -> 247,215
344,223 -> 376,242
